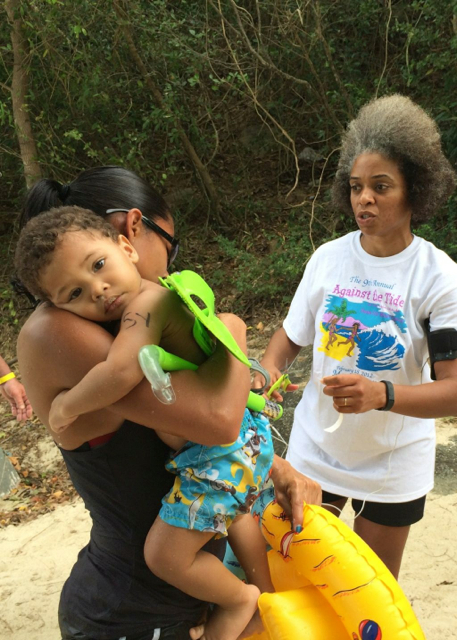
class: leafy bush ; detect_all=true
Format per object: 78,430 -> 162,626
2,0 -> 457,322
415,195 -> 457,261
208,208 -> 335,314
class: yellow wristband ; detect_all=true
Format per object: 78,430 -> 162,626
0,372 -> 16,385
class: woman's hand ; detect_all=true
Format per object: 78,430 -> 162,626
270,455 -> 322,532
321,374 -> 386,414
252,361 -> 299,402
252,328 -> 301,401
49,390 -> 78,433
0,378 -> 33,422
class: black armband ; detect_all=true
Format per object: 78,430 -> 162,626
424,318 -> 457,381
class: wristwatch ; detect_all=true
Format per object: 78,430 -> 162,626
376,380 -> 395,411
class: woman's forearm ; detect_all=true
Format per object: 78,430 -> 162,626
114,344 -> 250,445
322,359 -> 457,419
261,327 -> 302,373
113,315 -> 251,445
18,306 -> 250,448
392,362 -> 457,418
0,356 -> 13,378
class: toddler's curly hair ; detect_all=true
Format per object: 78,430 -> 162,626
15,206 -> 119,300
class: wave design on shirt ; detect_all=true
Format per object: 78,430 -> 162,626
356,328 -> 405,371
319,295 -> 407,372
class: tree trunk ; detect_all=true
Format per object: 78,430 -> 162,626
113,0 -> 220,220
5,0 -> 42,188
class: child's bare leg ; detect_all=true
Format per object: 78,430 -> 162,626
222,513 -> 273,638
145,517 -> 259,640
227,514 -> 274,593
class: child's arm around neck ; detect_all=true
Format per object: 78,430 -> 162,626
48,283 -> 175,433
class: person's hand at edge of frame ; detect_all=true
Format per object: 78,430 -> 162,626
0,377 -> 33,422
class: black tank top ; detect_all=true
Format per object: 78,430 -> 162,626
59,420 -> 225,637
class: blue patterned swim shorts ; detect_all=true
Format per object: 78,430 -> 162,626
159,409 -> 274,537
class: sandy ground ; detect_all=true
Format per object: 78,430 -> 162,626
0,419 -> 456,640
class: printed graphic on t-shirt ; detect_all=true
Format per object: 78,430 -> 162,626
318,277 -> 407,372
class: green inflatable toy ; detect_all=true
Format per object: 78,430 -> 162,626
159,270 -> 250,366
138,270 -> 283,420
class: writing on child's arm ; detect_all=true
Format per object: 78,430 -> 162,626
49,291 -> 166,433
123,311 -> 151,329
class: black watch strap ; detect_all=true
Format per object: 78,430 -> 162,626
376,380 -> 395,411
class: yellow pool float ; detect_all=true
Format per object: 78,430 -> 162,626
246,489 -> 425,640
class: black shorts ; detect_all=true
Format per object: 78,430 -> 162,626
60,619 -> 199,640
321,490 -> 426,527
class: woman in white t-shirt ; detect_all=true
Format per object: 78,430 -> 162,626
260,94 -> 457,579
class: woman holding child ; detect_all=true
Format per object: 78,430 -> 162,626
16,167 -> 321,640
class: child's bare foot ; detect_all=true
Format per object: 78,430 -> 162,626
199,584 -> 260,640
238,608 -> 264,638
189,623 -> 205,639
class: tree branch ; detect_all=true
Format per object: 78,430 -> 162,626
113,0 -> 220,218
5,0 -> 42,188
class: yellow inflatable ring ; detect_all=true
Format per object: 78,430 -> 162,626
246,489 -> 425,640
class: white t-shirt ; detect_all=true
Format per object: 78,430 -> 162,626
284,231 -> 457,502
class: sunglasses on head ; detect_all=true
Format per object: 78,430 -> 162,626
105,208 -> 179,269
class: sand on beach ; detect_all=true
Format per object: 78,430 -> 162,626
0,420 -> 456,640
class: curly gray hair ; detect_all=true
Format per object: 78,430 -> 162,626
332,94 -> 456,223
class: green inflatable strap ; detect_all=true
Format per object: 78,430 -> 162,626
160,270 -> 251,367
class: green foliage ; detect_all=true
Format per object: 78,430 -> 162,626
415,195 -> 457,261
2,0 -> 456,191
206,208 -> 334,313
2,0 -> 457,317
214,233 -> 309,312
0,288 -> 18,326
